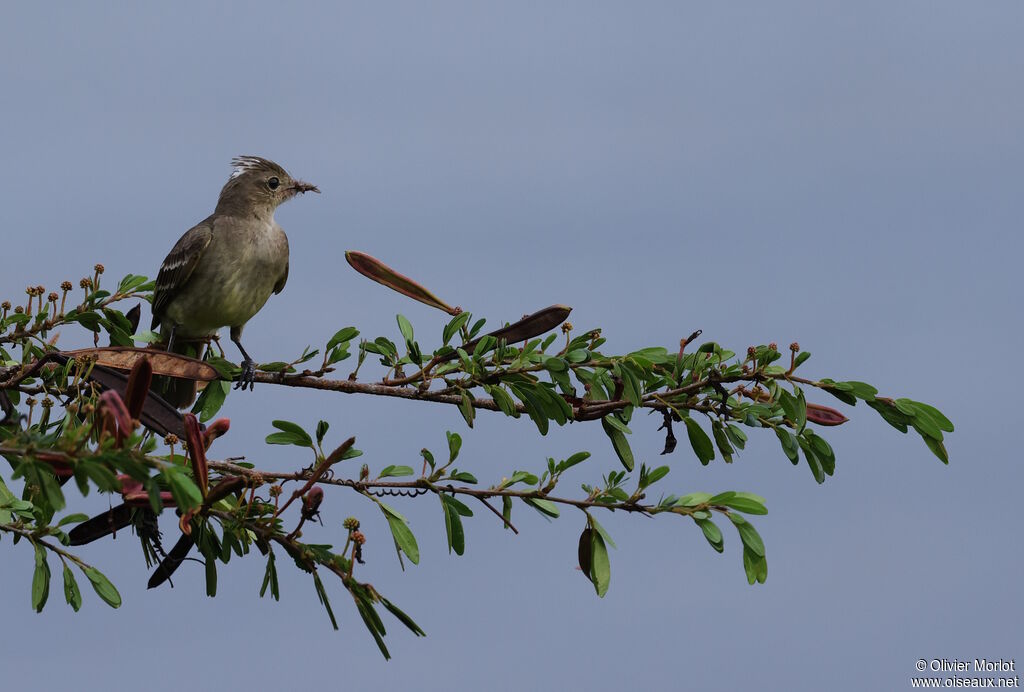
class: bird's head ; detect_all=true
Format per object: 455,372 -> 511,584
215,156 -> 319,216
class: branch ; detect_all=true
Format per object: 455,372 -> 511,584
208,459 -> 698,519
1,522 -> 98,571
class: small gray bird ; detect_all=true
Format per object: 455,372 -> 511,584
151,156 -> 319,407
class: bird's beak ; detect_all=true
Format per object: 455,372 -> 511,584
291,180 -> 320,194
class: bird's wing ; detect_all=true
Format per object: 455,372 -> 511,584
273,259 -> 289,295
151,220 -> 214,326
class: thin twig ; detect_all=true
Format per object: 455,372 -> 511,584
475,496 -> 518,534
208,460 -> 688,518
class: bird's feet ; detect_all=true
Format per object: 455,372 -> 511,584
235,358 -> 257,391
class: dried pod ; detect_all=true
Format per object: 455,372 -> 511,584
97,390 -> 133,446
806,402 -> 849,426
204,476 -> 244,506
123,356 -> 154,420
203,418 -> 231,450
183,413 -> 208,495
302,486 -> 324,519
118,474 -> 174,507
35,451 -> 74,478
345,250 -> 460,315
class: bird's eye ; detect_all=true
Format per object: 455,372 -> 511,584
267,177 -> 280,190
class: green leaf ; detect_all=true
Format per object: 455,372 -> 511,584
794,388 -> 807,433
203,356 -> 238,379
601,413 -> 632,435
799,437 -> 826,484
618,363 -> 643,407
380,597 -> 426,636
83,567 -> 121,608
313,571 -> 339,630
678,492 -> 712,507
446,430 -> 462,463
524,497 -> 560,518
265,420 -> 313,448
561,450 -> 593,472
32,544 -> 50,613
371,337 -> 399,362
777,389 -> 800,423
62,564 -> 82,612
378,465 -> 414,478
708,491 -> 735,504
696,518 -> 724,552
163,467 -> 202,511
505,471 -> 538,487
326,345 -> 350,364
131,329 -> 162,344
716,491 -> 768,515
601,417 -> 634,471
726,424 -> 748,450
908,400 -> 954,433
458,390 -> 475,429
117,273 -> 150,292
589,526 -> 611,597
448,470 -> 478,484
923,436 -> 949,464
71,311 -> 101,331
558,451 -> 590,472
775,428 -> 800,464
743,546 -> 768,584
867,399 -> 911,433
257,361 -> 292,373
588,514 -> 617,549
643,465 -> 670,487
326,326 -> 360,351
57,512 -> 90,527
543,356 -> 568,373
471,335 -> 496,361
441,496 -> 465,555
823,383 -> 857,406
316,420 -> 330,446
729,514 -> 765,557
806,431 -> 836,476
627,346 -> 670,363
793,351 -> 811,369
490,386 -> 519,418
684,418 -> 715,465
354,597 -> 391,660
845,381 -> 878,401
711,421 -> 735,463
381,505 -> 420,565
193,380 -> 229,423
507,382 -> 550,435
443,495 -> 473,516
894,397 -> 943,440
260,552 -> 280,600
205,555 -> 217,597
442,312 -> 472,346
566,349 -> 590,364
396,314 -> 415,345
420,448 -> 435,470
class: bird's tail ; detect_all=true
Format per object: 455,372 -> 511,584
152,338 -> 206,409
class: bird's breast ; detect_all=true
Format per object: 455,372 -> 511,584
163,222 -> 288,335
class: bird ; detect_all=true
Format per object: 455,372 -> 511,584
151,156 -> 319,407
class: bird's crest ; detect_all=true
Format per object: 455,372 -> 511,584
229,156 -> 285,180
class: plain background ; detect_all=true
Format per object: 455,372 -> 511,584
1,3 -> 1020,690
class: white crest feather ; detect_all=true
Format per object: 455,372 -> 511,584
230,156 -> 266,179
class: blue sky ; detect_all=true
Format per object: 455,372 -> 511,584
1,3 -> 1020,690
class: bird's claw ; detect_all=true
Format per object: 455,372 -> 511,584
235,359 -> 256,391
